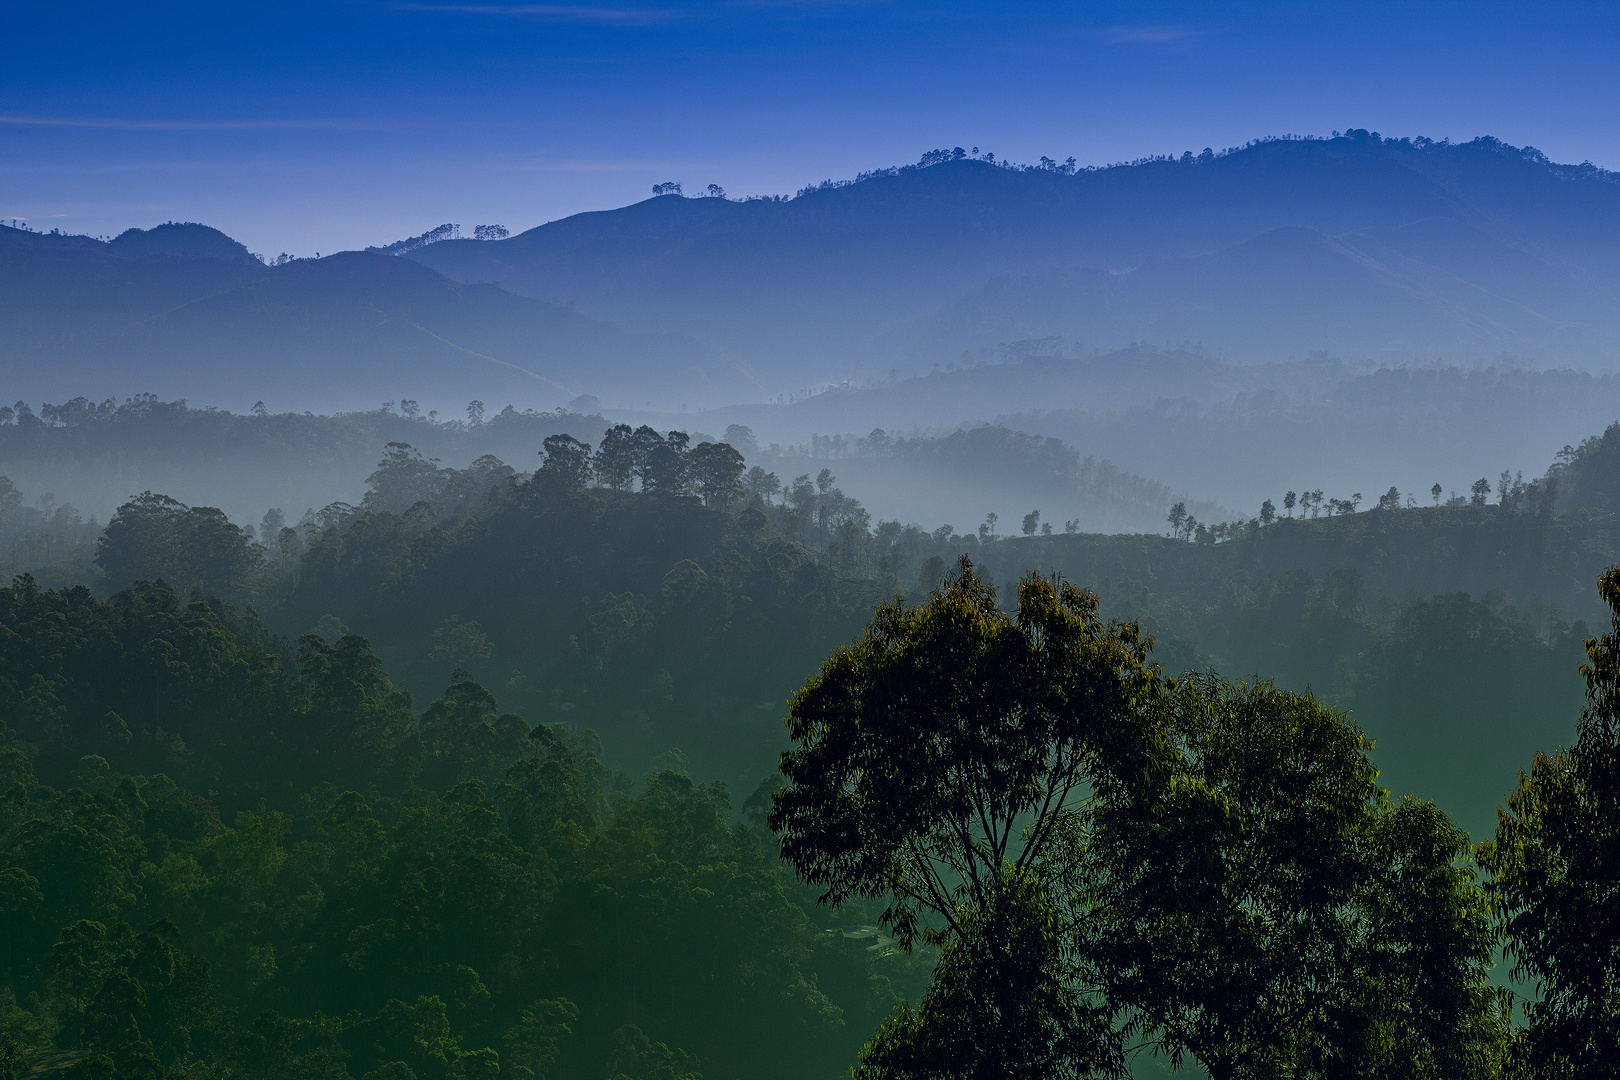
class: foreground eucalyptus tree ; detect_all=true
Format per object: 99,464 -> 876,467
770,559 -> 1167,1078
1091,674 -> 1507,1080
772,558 -> 1507,1080
1481,567 -> 1620,1078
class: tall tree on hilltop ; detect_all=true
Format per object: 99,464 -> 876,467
631,425 -> 667,490
595,423 -> 635,491
95,491 -> 188,587
687,442 -> 746,511
644,439 -> 689,495
538,434 -> 593,492
96,492 -> 259,597
362,442 -> 444,515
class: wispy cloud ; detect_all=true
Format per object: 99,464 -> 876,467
396,3 -> 678,23
1080,25 -> 1208,46
0,114 -> 352,131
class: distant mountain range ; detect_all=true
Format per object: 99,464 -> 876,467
0,222 -> 720,412
414,132 -> 1620,387
6,131 -> 1620,412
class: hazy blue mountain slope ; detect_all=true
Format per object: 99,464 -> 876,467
1007,366 -> 1620,513
916,219 -> 1612,362
916,227 -> 1480,361
760,423 -> 1225,538
412,133 -> 1620,382
8,132 -> 1620,416
0,222 -> 267,347
693,346 -> 1358,441
665,355 -> 1620,515
97,251 -> 724,404
0,231 -> 727,411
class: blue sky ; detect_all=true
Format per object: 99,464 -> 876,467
3,1 -> 1617,256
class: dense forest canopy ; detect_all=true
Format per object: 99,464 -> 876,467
5,398 -> 1620,1078
7,408 -> 1620,823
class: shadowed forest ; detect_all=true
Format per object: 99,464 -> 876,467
5,399 -> 1620,1079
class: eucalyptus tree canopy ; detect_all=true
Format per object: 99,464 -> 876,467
1482,566 -> 1620,1078
770,558 -> 1165,1077
1091,674 -> 1506,1080
772,558 -> 1507,1080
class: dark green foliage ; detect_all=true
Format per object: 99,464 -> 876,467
537,435 -> 592,492
771,560 -> 1160,951
279,467 -> 884,781
1549,422 -> 1620,515
15,405 -> 1620,1078
1091,675 -> 1505,1080
772,560 -> 1509,1079
0,659 -> 917,1080
95,492 -> 260,599
974,509 -> 1603,838
0,480 -> 922,1076
0,575 -> 289,789
605,1024 -> 700,1080
853,874 -> 1112,1080
685,443 -> 745,511
293,632 -> 418,788
1480,567 -> 1620,1078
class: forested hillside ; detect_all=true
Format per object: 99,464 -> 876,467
684,353 -> 1620,514
756,423 -> 1226,536
0,577 -> 926,1080
0,395 -> 1223,554
6,412 -> 1620,1077
17,410 -> 1619,835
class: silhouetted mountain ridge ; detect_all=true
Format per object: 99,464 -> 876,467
6,131 -> 1620,414
413,132 -> 1620,379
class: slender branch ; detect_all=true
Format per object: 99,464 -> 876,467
1018,741 -> 1078,873
904,835 -> 961,931
951,813 -> 986,896
975,801 -> 1002,866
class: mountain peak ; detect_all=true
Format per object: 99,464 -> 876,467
109,222 -> 257,263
